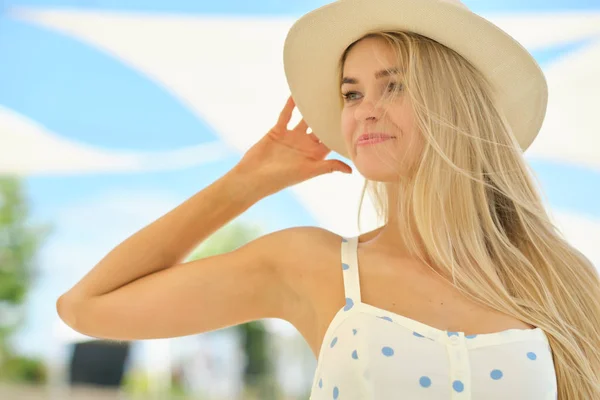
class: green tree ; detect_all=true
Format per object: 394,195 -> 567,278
0,176 -> 51,382
188,221 -> 280,399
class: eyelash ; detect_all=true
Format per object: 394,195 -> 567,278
342,82 -> 404,102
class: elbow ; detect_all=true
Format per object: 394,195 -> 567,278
56,294 -> 82,331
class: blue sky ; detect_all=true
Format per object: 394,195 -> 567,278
1,0 -> 599,362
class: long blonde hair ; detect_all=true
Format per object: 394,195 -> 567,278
342,31 -> 600,398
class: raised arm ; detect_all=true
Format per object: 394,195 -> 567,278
56,95 -> 352,341
55,171 -> 273,340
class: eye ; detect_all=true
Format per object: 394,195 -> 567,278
341,91 -> 362,102
386,81 -> 403,92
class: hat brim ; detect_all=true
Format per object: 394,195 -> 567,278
283,0 -> 547,159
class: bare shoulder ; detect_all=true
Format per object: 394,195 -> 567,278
264,226 -> 347,356
262,225 -> 341,261
264,225 -> 344,301
264,225 -> 344,277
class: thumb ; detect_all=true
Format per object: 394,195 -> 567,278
315,160 -> 353,176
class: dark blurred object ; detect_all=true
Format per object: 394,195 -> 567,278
69,340 -> 130,387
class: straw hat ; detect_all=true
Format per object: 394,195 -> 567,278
283,0 -> 547,159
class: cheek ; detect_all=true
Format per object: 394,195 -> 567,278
389,107 -> 422,156
389,104 -> 411,125
390,107 -> 417,139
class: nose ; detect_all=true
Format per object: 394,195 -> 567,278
354,98 -> 383,122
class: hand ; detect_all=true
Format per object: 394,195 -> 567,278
231,95 -> 353,197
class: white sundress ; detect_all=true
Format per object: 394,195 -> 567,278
309,236 -> 557,399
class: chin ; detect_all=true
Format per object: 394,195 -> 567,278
354,163 -> 402,183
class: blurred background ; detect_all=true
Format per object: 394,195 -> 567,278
0,0 -> 599,399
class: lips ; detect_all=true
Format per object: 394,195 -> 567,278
356,133 -> 396,144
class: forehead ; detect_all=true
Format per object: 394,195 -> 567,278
342,36 -> 398,73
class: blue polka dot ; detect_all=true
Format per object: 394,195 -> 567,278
319,378 -> 323,388
333,386 -> 339,399
330,337 -> 338,348
419,376 -> 431,388
352,329 -> 358,335
447,331 -> 459,337
342,263 -> 350,270
342,238 -> 348,242
413,331 -> 424,338
466,334 -> 477,339
352,350 -> 359,359
382,346 -> 395,357
527,352 -> 537,360
379,316 -> 393,322
453,380 -> 464,392
344,297 -> 354,311
491,369 -> 503,380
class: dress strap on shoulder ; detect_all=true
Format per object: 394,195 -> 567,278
341,236 -> 362,304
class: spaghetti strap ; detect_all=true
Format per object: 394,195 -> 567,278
340,236 -> 362,306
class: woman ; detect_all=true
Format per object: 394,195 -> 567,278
57,0 -> 600,398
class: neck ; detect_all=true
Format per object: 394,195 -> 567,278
372,181 -> 427,258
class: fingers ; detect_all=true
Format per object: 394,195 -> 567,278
276,95 -> 295,130
294,118 -> 309,133
306,132 -> 321,143
336,161 -> 353,174
318,160 -> 353,175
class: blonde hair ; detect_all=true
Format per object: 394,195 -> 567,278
341,31 -> 600,398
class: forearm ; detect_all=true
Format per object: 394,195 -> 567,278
59,170 -> 265,302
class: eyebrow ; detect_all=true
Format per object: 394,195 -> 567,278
341,67 -> 401,85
